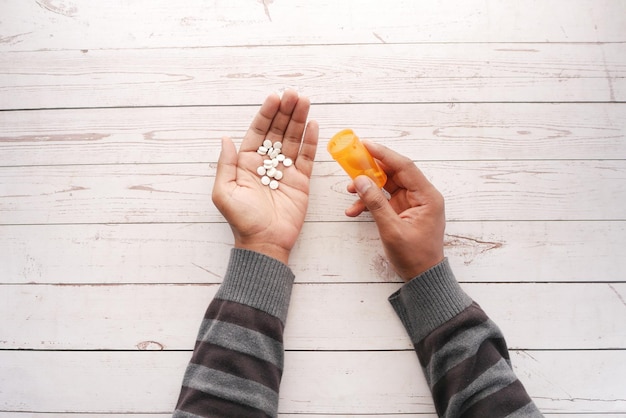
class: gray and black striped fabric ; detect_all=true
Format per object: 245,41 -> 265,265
174,249 -> 293,418
389,259 -> 543,418
174,251 -> 542,417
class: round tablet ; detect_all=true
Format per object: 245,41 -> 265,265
257,166 -> 267,176
283,158 -> 293,167
269,180 -> 279,190
263,139 -> 272,148
261,176 -> 271,186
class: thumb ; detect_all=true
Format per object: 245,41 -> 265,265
215,137 -> 237,182
354,175 -> 398,229
213,137 -> 237,201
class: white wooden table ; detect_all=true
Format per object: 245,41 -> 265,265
1,0 -> 625,416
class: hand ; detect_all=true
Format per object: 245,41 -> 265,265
345,141 -> 445,281
212,90 -> 319,265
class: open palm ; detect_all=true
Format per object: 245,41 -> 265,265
212,90 -> 319,264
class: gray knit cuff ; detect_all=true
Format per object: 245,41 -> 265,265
388,258 -> 473,343
215,248 -> 295,324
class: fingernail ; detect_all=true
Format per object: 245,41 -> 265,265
354,176 -> 372,194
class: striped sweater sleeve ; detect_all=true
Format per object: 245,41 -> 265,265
173,248 -> 295,418
389,259 -> 544,418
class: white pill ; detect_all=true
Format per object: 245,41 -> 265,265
257,166 -> 266,176
261,175 -> 271,186
257,146 -> 268,155
274,170 -> 283,180
269,149 -> 280,159
263,139 -> 272,148
273,141 -> 282,150
272,158 -> 279,167
283,157 -> 293,167
277,154 -> 285,162
263,159 -> 274,169
269,180 -> 279,190
266,167 -> 277,178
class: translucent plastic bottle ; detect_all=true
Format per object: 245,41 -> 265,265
327,129 -> 387,188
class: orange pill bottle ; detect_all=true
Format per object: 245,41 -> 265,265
327,129 -> 387,188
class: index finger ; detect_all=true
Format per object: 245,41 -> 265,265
279,95 -> 311,159
294,119 -> 319,178
363,141 -> 437,194
239,93 -> 282,152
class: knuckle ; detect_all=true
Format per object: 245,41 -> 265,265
366,191 -> 388,212
398,156 -> 416,171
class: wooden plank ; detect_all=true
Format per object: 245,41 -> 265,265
1,0 -> 624,50
0,350 -> 624,414
1,161 -> 625,224
1,221 -> 624,285
1,43 -> 624,110
1,283 -> 624,351
1,103 -> 625,166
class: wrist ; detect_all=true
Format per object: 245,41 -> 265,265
234,241 -> 291,265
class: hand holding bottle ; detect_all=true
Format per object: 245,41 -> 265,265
345,141 -> 446,281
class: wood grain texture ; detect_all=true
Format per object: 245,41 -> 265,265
1,103 -> 625,166
2,0 -> 625,50
1,283 -> 623,351
1,0 -> 624,415
1,43 -> 624,110
1,161 -> 625,224
1,221 -> 624,284
0,350 -> 624,414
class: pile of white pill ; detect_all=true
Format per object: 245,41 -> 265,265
256,139 -> 293,190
